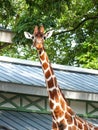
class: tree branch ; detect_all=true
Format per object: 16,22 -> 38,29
53,15 -> 98,36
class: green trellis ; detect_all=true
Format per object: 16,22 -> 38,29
0,92 -> 98,118
0,92 -> 49,113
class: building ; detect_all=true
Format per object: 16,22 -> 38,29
0,56 -> 98,130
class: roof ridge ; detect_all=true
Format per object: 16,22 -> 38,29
0,56 -> 41,67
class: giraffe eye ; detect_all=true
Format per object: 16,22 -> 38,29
43,36 -> 46,40
32,35 -> 34,39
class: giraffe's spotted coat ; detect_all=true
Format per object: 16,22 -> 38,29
24,25 -> 98,130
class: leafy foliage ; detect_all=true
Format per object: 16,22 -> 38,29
0,0 -> 98,69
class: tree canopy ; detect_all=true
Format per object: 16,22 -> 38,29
0,0 -> 98,69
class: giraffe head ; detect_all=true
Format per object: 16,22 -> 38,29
24,26 -> 54,50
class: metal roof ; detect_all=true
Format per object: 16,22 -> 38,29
0,110 -> 52,130
0,56 -> 98,101
0,110 -> 98,130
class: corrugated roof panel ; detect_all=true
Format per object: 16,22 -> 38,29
0,62 -> 45,86
0,110 -> 52,130
0,57 -> 98,93
0,110 -> 98,130
55,70 -> 98,92
9,115 -> 32,130
9,112 -> 44,130
19,112 -> 50,130
0,112 -> 22,130
0,63 -> 24,84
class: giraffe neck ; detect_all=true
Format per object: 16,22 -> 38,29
38,49 -> 96,130
39,49 -> 58,89
38,49 -> 63,98
38,49 -> 70,118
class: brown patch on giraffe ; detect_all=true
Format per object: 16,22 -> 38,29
59,119 -> 67,130
52,120 -> 57,129
42,62 -> 48,70
83,121 -> 93,130
75,116 -> 84,129
49,89 -> 59,102
47,77 -> 54,88
65,112 -> 73,124
59,96 -> 66,110
68,126 -> 72,130
53,77 -> 58,87
95,127 -> 98,130
58,123 -> 66,130
49,100 -> 54,109
76,116 -> 84,123
59,86 -> 69,105
45,69 -> 51,79
73,118 -> 77,126
78,121 -> 83,129
71,126 -> 77,130
67,106 -> 74,115
83,124 -> 89,130
53,106 -> 64,119
40,53 -> 45,61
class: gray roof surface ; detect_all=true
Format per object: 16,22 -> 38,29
0,56 -> 98,94
0,110 -> 52,130
0,110 -> 98,130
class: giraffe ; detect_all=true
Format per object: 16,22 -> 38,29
24,26 -> 98,130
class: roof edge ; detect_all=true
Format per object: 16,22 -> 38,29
0,56 -> 41,67
0,81 -> 98,102
0,27 -> 12,32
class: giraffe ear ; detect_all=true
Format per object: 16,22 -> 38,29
44,30 -> 54,39
24,32 -> 33,39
